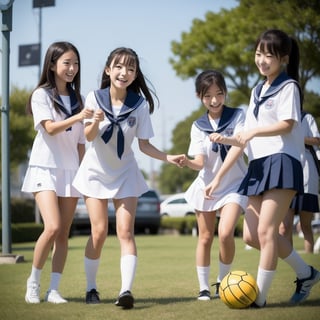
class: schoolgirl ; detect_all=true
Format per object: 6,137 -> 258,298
204,29 -> 320,307
72,47 -> 184,308
22,42 -> 93,304
181,70 -> 247,300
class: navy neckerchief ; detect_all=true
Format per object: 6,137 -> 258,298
94,88 -> 144,159
253,72 -> 299,119
194,106 -> 241,161
46,87 -> 80,131
301,111 -> 320,176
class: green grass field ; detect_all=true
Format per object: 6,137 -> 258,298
0,234 -> 319,320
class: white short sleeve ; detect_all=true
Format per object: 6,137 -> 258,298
188,124 -> 206,157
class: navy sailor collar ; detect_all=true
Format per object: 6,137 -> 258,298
94,87 -> 144,159
45,86 -> 80,131
94,87 -> 144,117
194,106 -> 240,161
46,86 -> 80,117
194,106 -> 240,134
253,72 -> 300,118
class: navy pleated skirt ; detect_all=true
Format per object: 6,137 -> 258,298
291,192 -> 319,213
238,153 -> 304,196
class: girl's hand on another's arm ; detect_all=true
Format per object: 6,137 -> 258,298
209,133 -> 224,143
93,109 -> 104,122
179,154 -> 204,171
85,110 -> 104,141
210,132 -> 245,147
79,108 -> 94,121
236,130 -> 255,146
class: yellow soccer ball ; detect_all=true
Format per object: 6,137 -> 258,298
219,270 -> 259,309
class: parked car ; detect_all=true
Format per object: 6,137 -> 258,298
160,193 -> 195,217
71,190 -> 161,235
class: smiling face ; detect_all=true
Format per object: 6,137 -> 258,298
255,44 -> 287,84
51,49 -> 79,87
105,55 -> 137,90
200,83 -> 226,119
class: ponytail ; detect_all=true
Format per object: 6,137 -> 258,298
287,37 -> 300,82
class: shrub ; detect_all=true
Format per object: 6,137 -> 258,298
0,198 -> 35,223
0,223 -> 42,243
161,216 -> 198,234
161,214 -> 244,236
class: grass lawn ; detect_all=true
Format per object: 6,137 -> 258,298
0,234 -> 319,320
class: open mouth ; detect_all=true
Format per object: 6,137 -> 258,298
210,104 -> 221,109
117,78 -> 127,83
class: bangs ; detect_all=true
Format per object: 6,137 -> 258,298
112,53 -> 137,68
257,39 -> 277,56
256,34 -> 283,58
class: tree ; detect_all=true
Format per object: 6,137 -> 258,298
0,87 -> 34,176
170,0 -> 320,105
158,0 -> 320,193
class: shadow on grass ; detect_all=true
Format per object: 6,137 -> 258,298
65,296 -> 320,310
66,296 -> 196,306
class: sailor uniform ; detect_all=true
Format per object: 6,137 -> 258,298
185,106 -> 248,212
21,87 -> 85,197
72,88 -> 154,199
238,72 -> 304,196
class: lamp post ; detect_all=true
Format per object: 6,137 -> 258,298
0,0 -> 22,263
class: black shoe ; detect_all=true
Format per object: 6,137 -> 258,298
211,282 -> 220,298
86,289 -> 100,304
115,290 -> 134,309
250,301 -> 266,308
197,289 -> 211,301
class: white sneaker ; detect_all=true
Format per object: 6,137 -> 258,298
197,290 -> 211,301
45,290 -> 68,304
25,281 -> 40,304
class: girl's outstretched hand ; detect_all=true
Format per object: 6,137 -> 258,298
167,154 -> 186,168
178,156 -> 189,168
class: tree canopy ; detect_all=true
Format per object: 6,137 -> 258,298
170,0 -> 320,106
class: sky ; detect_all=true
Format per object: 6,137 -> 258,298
2,0 -> 245,176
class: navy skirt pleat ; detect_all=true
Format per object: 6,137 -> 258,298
291,192 -> 319,213
238,153 -> 303,196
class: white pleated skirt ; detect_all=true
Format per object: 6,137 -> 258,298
21,166 -> 81,197
185,181 -> 247,213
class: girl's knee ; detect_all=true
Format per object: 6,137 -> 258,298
91,225 -> 108,244
198,233 -> 214,247
117,229 -> 134,243
43,224 -> 60,240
